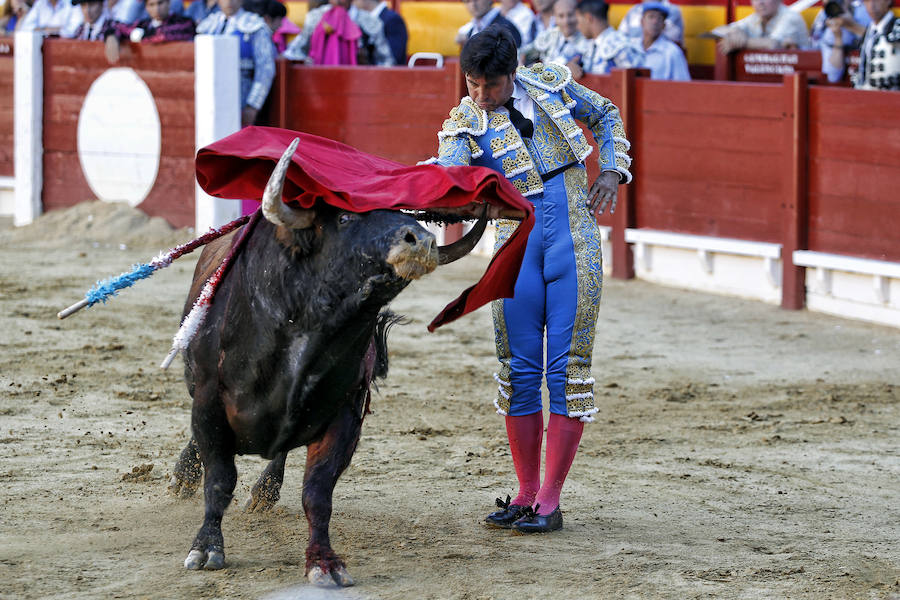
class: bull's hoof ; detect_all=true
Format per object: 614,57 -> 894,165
168,474 -> 200,499
183,549 -> 225,570
244,490 -> 278,513
307,565 -> 354,587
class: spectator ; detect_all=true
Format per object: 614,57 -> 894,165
851,0 -> 900,89
104,0 -> 193,62
455,0 -> 522,47
284,0 -> 395,65
500,0 -> 536,45
640,1 -> 689,79
18,0 -> 78,36
64,0 -> 108,39
531,0 -> 556,39
815,0 -> 869,82
575,0 -> 645,76
521,0 -> 589,68
183,0 -> 218,23
713,0 -> 810,54
353,0 -> 407,66
618,0 -> 684,45
197,0 -> 275,126
1,0 -> 34,34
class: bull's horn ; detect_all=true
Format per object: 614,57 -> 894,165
437,204 -> 489,265
261,137 -> 315,229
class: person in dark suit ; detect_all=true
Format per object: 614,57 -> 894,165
455,0 -> 522,47
354,0 -> 407,66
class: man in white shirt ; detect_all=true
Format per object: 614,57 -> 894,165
455,0 -> 522,46
714,0 -> 811,54
500,0 -> 536,46
640,1 -> 690,80
64,0 -> 108,39
18,0 -> 78,35
575,0 -> 645,76
521,0 -> 590,68
617,0 -> 684,45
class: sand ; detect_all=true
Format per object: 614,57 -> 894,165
1,201 -> 898,600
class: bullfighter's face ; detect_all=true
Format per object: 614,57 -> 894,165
465,72 -> 515,113
751,0 -> 780,20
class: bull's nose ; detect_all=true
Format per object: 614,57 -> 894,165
398,226 -> 435,252
386,226 -> 438,280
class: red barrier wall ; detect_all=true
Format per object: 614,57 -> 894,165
41,40 -> 196,228
0,39 -> 13,178
807,86 -> 900,263
269,60 -> 463,167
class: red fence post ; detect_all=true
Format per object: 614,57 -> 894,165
611,68 -> 638,280
781,72 -> 808,309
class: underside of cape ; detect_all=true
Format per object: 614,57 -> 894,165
195,126 -> 535,331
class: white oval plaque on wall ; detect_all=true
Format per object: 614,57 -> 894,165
77,68 -> 161,207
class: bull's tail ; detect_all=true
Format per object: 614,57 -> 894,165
372,311 -> 408,382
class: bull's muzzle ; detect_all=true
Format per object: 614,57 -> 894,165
386,226 -> 438,280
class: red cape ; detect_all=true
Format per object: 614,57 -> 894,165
195,126 -> 534,331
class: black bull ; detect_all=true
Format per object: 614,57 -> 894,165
166,141 -> 490,586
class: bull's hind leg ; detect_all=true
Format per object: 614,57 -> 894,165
303,397 -> 365,587
168,437 -> 202,498
245,452 -> 288,512
184,401 -> 237,571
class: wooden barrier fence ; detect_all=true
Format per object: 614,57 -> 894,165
7,45 -> 899,315
0,38 -> 14,178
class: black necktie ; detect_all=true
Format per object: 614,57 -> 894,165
504,98 -> 534,139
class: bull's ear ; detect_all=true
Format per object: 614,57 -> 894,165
261,138 -> 316,230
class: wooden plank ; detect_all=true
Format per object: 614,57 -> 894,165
636,78 -> 783,118
636,111 -> 784,153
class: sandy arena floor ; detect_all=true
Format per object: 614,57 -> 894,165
1,202 -> 898,600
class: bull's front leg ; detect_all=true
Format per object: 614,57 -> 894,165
302,395 -> 365,587
245,452 -> 288,512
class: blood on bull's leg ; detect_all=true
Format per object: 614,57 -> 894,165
245,452 -> 288,512
302,392 -> 365,587
184,395 -> 238,571
168,437 -> 202,498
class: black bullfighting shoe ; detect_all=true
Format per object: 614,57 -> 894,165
484,495 -> 529,529
511,505 -> 563,534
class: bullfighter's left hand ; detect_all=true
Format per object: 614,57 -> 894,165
587,170 -> 621,217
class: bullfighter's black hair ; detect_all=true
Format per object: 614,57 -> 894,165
460,24 -> 518,78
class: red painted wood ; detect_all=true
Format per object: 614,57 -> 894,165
40,39 -> 196,228
0,39 -> 14,177
807,86 -> 900,262
781,72 -> 808,310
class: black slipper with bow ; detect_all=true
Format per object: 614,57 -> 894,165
511,504 -> 563,533
484,495 -> 529,529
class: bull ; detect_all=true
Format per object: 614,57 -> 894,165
165,139 -> 489,586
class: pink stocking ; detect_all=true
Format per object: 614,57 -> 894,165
533,413 -> 584,515
505,411 -> 544,507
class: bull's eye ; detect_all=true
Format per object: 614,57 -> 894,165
338,213 -> 355,225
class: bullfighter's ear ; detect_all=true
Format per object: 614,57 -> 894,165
261,138 -> 316,230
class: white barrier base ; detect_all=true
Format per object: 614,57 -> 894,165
795,250 -> 900,329
625,229 -> 782,305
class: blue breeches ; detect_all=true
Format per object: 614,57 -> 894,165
492,165 -> 603,420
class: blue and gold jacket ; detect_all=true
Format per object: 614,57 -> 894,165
427,63 -> 632,198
